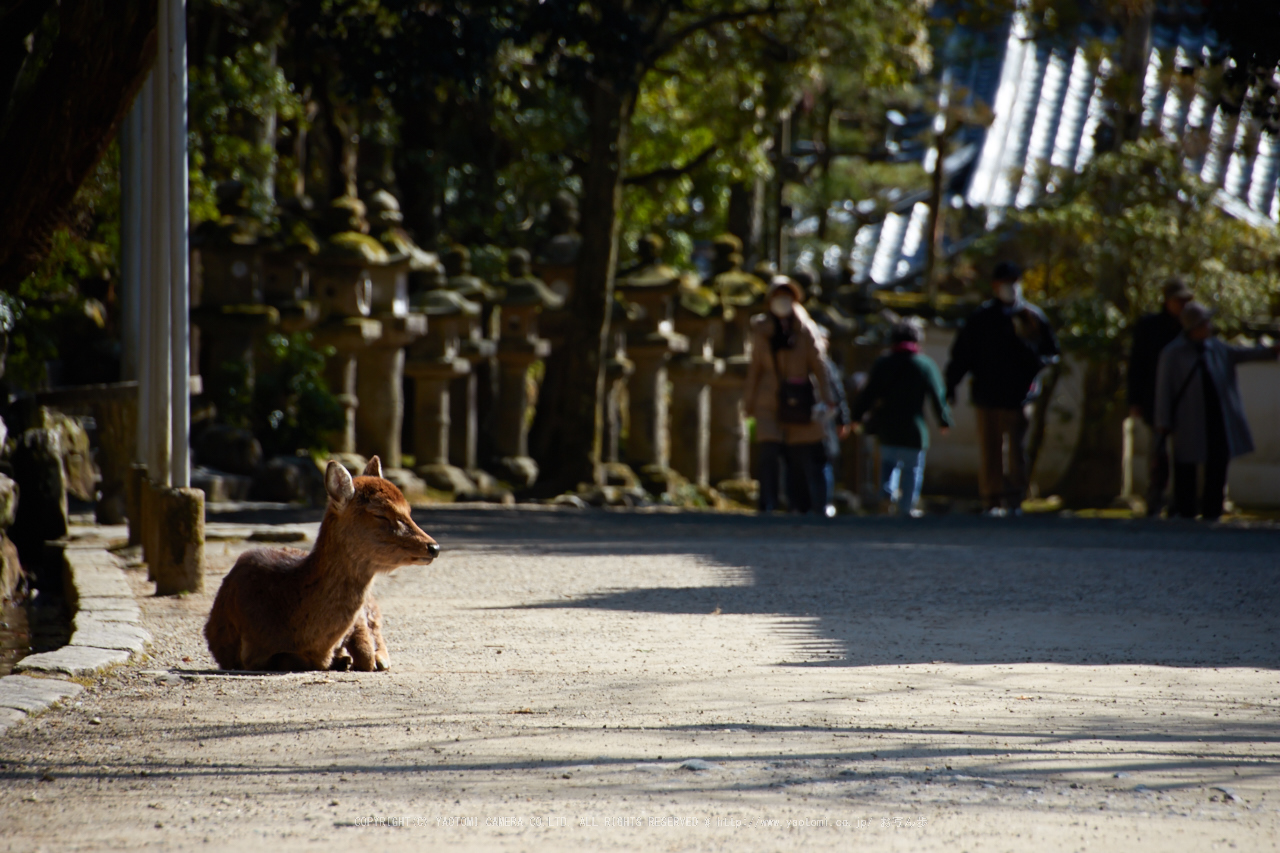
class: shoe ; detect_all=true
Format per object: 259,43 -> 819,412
984,507 -> 1008,518
908,508 -> 924,519
824,504 -> 837,518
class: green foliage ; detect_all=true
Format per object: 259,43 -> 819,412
8,143 -> 120,391
217,332 -> 345,457
189,39 -> 306,229
972,138 -> 1280,355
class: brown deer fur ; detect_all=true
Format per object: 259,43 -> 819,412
204,456 -> 439,671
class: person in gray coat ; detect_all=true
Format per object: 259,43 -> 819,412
1154,301 -> 1280,520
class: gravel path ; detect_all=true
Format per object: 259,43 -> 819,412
1,509 -> 1277,851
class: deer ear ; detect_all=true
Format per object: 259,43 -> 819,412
325,461 -> 355,507
362,456 -> 383,478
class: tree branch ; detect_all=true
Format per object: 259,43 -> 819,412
651,1 -> 780,61
623,142 -> 719,186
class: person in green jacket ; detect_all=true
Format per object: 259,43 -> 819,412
852,320 -> 953,516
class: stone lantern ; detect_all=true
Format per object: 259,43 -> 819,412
404,288 -> 480,494
441,245 -> 500,477
189,221 -> 279,414
704,234 -> 766,497
491,249 -> 563,487
309,197 -> 386,456
615,235 -> 689,494
670,281 -> 725,489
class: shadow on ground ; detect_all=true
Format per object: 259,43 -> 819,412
354,508 -> 1280,670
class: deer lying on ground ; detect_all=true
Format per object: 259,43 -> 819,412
204,456 -> 439,672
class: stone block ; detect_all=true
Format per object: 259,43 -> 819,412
11,427 -> 67,546
0,706 -> 26,734
191,467 -> 254,502
415,463 -> 475,494
0,674 -> 83,712
77,597 -> 141,621
73,612 -> 141,632
70,623 -> 151,653
67,565 -> 131,601
151,487 -> 206,596
0,473 -> 16,529
251,456 -> 327,506
15,646 -> 130,675
193,426 -> 264,476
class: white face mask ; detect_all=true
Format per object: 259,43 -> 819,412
995,283 -> 1021,305
770,296 -> 793,317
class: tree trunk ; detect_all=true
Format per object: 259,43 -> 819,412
532,78 -> 633,493
0,1 -> 157,292
1053,355 -> 1126,508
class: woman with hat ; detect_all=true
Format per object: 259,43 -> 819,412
1154,300 -> 1280,520
744,276 -> 835,514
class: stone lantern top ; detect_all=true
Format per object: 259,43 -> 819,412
704,234 -> 765,321
319,196 -> 390,265
369,189 -> 443,274
411,287 -> 481,318
501,249 -> 564,310
442,245 -> 500,302
537,190 -> 582,266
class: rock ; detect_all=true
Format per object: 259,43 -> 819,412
15,645 -> 130,675
0,536 -> 22,602
193,425 -> 263,476
0,674 -> 83,713
70,623 -> 151,653
0,473 -> 15,529
381,468 -> 427,503
191,466 -> 254,503
491,456 -> 539,490
455,488 -> 515,505
44,411 -> 98,501
251,456 -> 327,506
638,464 -> 687,497
599,462 -> 640,489
1212,786 -> 1240,802
467,469 -> 500,491
678,759 -> 719,772
716,478 -> 759,507
0,706 -> 26,735
550,494 -> 588,509
11,427 -> 68,546
415,463 -> 476,494
329,453 -> 369,478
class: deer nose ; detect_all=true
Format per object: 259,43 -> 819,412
426,542 -> 441,558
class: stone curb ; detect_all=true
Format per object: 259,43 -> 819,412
2,544 -> 150,734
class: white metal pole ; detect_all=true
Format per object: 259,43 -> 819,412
150,0 -> 172,486
168,0 -> 190,488
120,97 -> 143,385
137,73 -> 154,466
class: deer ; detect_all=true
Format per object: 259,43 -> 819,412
204,456 -> 440,672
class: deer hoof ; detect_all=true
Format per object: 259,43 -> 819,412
375,655 -> 390,672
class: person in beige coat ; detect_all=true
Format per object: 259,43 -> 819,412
744,276 -> 834,514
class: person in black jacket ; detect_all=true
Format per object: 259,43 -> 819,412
1127,277 -> 1193,516
944,261 -> 1059,515
853,320 -> 952,516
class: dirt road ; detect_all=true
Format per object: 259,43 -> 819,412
2,509 -> 1277,851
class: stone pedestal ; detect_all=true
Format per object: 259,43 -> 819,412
405,357 -> 473,492
143,481 -> 205,596
669,354 -> 724,487
450,337 -> 496,473
603,354 -> 634,466
312,317 -> 383,454
493,338 -> 549,487
616,272 -> 688,475
709,354 -> 751,486
404,290 -> 482,494
356,314 -> 425,469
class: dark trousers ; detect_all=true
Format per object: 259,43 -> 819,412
759,441 -> 827,514
1173,450 -> 1229,520
975,406 -> 1029,510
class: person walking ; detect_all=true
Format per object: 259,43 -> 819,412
744,276 -> 835,515
1154,301 -> 1279,520
1128,278 -> 1194,515
944,261 -> 1059,515
853,320 -> 952,516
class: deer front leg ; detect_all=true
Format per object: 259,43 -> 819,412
366,598 -> 390,671
342,612 -> 378,672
